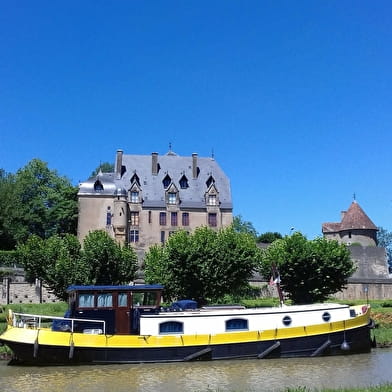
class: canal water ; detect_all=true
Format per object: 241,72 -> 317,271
1,349 -> 391,392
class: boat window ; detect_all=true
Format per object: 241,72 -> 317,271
145,292 -> 158,305
97,293 -> 113,308
133,292 -> 143,306
159,321 -> 183,334
282,316 -> 292,326
322,312 -> 331,322
133,292 -> 157,306
118,293 -> 128,307
78,294 -> 94,308
226,318 -> 249,331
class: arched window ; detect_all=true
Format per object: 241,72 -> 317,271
159,321 -> 184,334
225,318 -> 248,331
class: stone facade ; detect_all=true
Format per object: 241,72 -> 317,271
77,149 -> 233,261
1,278 -> 58,305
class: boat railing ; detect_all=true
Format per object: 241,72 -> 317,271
10,311 -> 106,334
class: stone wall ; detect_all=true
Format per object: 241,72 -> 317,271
1,278 -> 59,305
333,278 -> 392,301
349,245 -> 389,279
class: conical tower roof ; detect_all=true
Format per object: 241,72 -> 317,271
340,201 -> 377,231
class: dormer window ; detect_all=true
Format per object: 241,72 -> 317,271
168,192 -> 177,205
179,175 -> 189,189
208,194 -> 217,206
94,180 -> 104,192
206,176 -> 215,188
162,174 -> 171,188
130,173 -> 140,187
130,191 -> 139,203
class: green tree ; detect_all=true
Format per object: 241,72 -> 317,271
17,234 -> 88,301
0,159 -> 78,249
259,232 -> 355,304
82,230 -> 138,285
90,162 -> 115,177
232,215 -> 258,237
144,226 -> 261,304
17,230 -> 138,300
0,169 -> 16,249
258,231 -> 283,243
377,227 -> 392,272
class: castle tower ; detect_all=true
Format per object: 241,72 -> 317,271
322,201 -> 378,246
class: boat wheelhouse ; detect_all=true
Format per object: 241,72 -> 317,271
63,284 -> 164,335
0,284 -> 374,365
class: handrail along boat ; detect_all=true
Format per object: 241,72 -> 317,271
0,284 -> 374,365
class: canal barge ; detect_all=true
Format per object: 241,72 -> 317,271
0,284 -> 374,365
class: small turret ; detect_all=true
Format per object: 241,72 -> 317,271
113,188 -> 128,244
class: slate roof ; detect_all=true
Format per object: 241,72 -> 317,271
322,201 -> 377,233
78,151 -> 232,210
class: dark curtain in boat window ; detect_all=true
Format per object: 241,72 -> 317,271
226,318 -> 248,331
159,321 -> 184,334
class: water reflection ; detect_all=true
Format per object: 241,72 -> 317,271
1,349 -> 391,392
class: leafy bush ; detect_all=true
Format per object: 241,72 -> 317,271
0,250 -> 20,267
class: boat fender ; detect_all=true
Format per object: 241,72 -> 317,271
311,339 -> 331,357
7,309 -> 13,325
368,319 -> 376,329
340,340 -> 350,351
33,337 -> 39,358
69,341 -> 75,360
183,347 -> 212,361
257,341 -> 281,359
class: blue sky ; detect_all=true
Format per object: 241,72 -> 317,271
1,1 -> 391,239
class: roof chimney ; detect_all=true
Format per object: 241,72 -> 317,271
192,153 -> 198,179
116,149 -> 123,179
152,152 -> 159,175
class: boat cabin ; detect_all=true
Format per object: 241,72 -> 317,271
63,284 -> 164,335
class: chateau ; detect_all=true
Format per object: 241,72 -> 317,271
77,149 -> 233,260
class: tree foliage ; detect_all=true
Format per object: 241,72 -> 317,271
377,227 -> 392,272
0,169 -> 16,249
17,230 -> 138,300
90,162 -> 115,177
257,231 -> 283,244
259,232 -> 355,304
232,215 -> 258,237
0,160 -> 78,249
17,234 -> 87,300
82,230 -> 138,285
144,226 -> 261,304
